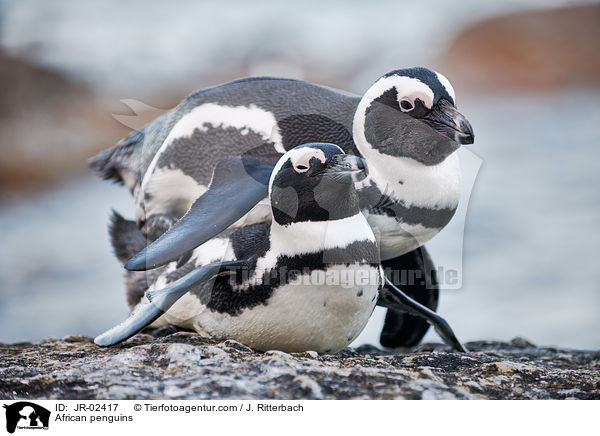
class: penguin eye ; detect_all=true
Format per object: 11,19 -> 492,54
399,98 -> 414,112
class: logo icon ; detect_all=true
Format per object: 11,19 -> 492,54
3,402 -> 50,434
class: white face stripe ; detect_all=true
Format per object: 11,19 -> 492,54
352,74 -> 461,210
363,75 -> 435,110
268,154 -> 291,198
435,72 -> 456,103
268,145 -> 341,196
289,147 -> 326,173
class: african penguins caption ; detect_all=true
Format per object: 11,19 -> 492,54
90,67 -> 474,348
95,144 -> 466,353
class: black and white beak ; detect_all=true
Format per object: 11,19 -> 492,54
423,99 -> 474,145
322,154 -> 369,183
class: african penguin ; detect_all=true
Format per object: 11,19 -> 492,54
97,143 -> 382,353
89,67 -> 474,349
96,143 -> 466,353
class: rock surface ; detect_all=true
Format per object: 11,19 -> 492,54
1,334 -> 598,400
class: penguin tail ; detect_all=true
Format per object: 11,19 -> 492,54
109,211 -> 155,308
109,210 -> 148,265
88,128 -> 144,189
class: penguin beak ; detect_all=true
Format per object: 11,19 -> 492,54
323,155 -> 369,182
423,99 -> 474,145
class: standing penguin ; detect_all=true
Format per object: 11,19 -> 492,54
95,144 -> 466,353
90,67 -> 474,348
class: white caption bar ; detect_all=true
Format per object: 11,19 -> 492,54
0,400 -> 595,435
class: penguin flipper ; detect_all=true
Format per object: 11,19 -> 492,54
94,259 -> 251,346
379,247 -> 439,348
378,277 -> 467,352
125,155 -> 277,271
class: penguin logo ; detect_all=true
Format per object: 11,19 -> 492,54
2,402 -> 50,433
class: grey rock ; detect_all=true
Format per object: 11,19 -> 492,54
0,335 -> 598,400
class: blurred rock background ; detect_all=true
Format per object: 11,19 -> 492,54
0,0 -> 598,348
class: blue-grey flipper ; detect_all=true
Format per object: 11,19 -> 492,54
94,259 -> 251,346
378,277 -> 467,352
125,156 -> 276,271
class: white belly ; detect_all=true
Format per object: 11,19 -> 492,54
161,264 -> 381,353
364,212 -> 441,260
357,150 -> 461,260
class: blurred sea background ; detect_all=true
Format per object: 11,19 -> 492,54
0,0 -> 598,349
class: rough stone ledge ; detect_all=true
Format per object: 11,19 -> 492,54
1,334 -> 598,400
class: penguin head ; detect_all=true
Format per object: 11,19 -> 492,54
269,143 -> 368,225
354,67 -> 474,166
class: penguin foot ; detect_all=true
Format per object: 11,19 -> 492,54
142,324 -> 194,338
378,277 -> 467,353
